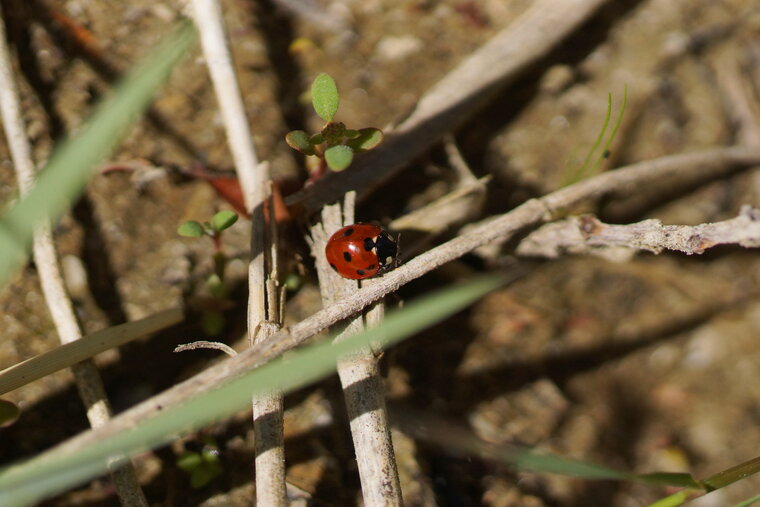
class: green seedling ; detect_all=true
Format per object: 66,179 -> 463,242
176,440 -> 223,489
286,73 -> 384,179
563,85 -> 628,186
178,210 -> 239,335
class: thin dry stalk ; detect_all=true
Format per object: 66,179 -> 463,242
286,0 -> 610,213
309,196 -> 402,506
0,307 -> 183,395
251,190 -> 286,505
190,1 -> 284,502
0,5 -> 147,505
517,206 -> 760,261
30,147 -> 760,466
173,341 -> 238,357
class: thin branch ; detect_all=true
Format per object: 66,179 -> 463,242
174,341 -> 238,357
32,146 -> 760,464
190,0 -> 284,503
285,0 -> 610,214
310,195 -> 403,506
0,308 -> 183,395
0,5 -> 147,505
516,206 -> 760,261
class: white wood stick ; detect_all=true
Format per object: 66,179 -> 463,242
516,206 -> 760,261
0,4 -> 147,505
189,1 -> 284,503
21,146 -> 760,476
310,197 -> 403,506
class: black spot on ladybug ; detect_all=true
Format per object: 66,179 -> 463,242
367,264 -> 375,270
356,269 -> 366,276
330,263 -> 338,272
343,228 -> 355,236
364,237 -> 375,251
343,252 -> 352,262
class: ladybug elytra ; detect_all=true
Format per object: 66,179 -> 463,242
325,224 -> 398,280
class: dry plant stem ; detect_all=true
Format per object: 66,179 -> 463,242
34,146 -> 760,461
310,197 -> 402,506
251,192 -> 286,506
286,0 -> 609,213
190,1 -> 284,503
0,6 -> 147,506
173,341 -> 237,357
517,206 -> 760,260
0,308 -> 183,395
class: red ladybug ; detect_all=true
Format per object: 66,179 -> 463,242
325,224 -> 398,280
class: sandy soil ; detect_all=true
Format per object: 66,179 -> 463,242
1,0 -> 759,505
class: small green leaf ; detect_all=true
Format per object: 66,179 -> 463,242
344,129 -> 360,138
347,127 -> 383,152
309,133 -> 324,145
0,399 -> 19,427
324,145 -> 354,171
177,452 -> 202,471
190,460 -> 222,488
178,221 -> 204,238
311,73 -> 339,122
211,210 -> 238,232
285,130 -> 315,155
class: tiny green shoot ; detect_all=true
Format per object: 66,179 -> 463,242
177,211 -> 239,335
563,85 -> 628,186
286,72 -> 384,177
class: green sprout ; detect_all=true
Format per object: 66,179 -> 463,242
286,73 -> 384,177
563,85 -> 628,186
176,441 -> 223,489
178,210 -> 239,335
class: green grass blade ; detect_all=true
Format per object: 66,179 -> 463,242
645,490 -> 692,507
702,455 -> 760,491
591,83 -> 627,173
0,22 -> 196,287
564,92 -> 611,185
732,493 -> 760,507
0,274 -> 507,506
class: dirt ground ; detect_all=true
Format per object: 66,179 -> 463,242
1,0 -> 760,505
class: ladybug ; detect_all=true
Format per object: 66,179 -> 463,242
325,224 -> 398,280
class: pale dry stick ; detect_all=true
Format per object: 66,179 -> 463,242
29,146 -> 760,461
516,206 -> 760,261
286,0 -> 610,214
0,308 -> 183,395
189,1 -> 284,502
251,188 -> 287,506
309,196 -> 403,506
174,341 -> 238,357
0,5 -> 148,506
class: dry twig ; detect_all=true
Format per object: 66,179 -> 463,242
0,5 -> 147,505
516,205 -> 760,262
173,340 -> 238,357
190,1 -> 285,503
309,195 -> 402,506
286,0 -> 610,214
31,146 -> 760,463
